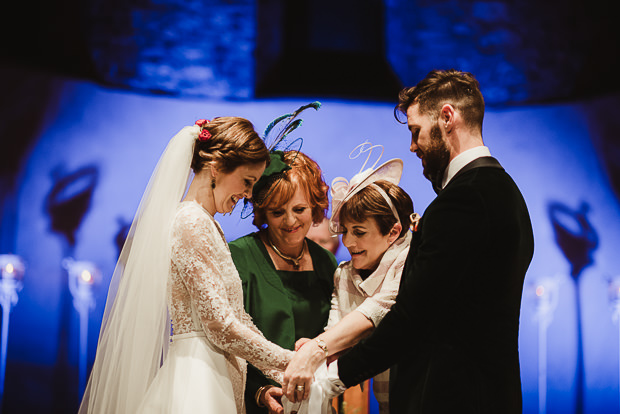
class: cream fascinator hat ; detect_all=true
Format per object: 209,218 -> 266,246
329,142 -> 403,234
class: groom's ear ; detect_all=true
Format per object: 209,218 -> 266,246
440,104 -> 456,134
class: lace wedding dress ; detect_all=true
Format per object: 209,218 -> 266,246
137,201 -> 293,413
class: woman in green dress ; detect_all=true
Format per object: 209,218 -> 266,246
229,150 -> 337,414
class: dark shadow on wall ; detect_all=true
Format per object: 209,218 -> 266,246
548,201 -> 598,279
548,200 -> 598,414
45,165 -> 99,249
45,164 -> 99,414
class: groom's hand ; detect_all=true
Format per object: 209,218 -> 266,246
260,386 -> 284,414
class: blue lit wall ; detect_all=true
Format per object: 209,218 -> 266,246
2,74 -> 619,413
1,1 -> 619,413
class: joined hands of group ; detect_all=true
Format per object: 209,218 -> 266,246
271,338 -> 347,414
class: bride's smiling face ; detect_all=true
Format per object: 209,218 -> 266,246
213,162 -> 265,214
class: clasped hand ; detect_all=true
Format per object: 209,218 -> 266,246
282,338 -> 320,403
282,338 -> 346,405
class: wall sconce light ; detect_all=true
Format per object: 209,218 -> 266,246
0,254 -> 25,404
63,258 -> 99,399
528,275 -> 560,414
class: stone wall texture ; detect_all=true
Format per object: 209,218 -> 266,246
385,0 -> 611,104
386,0 -> 617,103
81,0 -> 615,104
88,0 -> 256,98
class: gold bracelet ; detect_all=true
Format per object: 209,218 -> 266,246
315,338 -> 328,356
255,384 -> 274,407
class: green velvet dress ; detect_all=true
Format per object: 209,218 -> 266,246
229,232 -> 337,414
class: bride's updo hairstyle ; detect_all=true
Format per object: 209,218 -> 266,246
191,117 -> 270,174
339,180 -> 413,239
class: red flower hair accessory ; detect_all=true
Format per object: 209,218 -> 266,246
199,129 -> 212,141
195,119 -> 212,141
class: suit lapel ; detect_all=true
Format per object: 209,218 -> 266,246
401,157 -> 504,286
448,156 -> 503,185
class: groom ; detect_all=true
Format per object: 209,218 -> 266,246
307,70 -> 533,413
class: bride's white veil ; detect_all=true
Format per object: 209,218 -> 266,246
78,125 -> 199,414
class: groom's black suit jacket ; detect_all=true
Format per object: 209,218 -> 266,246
338,157 -> 534,414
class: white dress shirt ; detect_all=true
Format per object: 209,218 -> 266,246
440,145 -> 491,189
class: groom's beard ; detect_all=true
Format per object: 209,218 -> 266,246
422,123 -> 451,184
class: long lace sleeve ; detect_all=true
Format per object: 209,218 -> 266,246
170,206 -> 293,372
238,311 -> 286,383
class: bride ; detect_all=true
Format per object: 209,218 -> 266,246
79,117 -> 293,413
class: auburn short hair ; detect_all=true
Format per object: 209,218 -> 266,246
252,151 -> 329,229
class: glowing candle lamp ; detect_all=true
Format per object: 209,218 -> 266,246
80,270 -> 93,285
63,258 -> 99,398
0,254 -> 25,404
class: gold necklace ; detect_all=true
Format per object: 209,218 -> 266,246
268,236 -> 307,270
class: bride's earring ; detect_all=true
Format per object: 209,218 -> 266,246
211,178 -> 216,189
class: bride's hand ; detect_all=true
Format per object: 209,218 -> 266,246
294,337 -> 311,351
282,340 -> 326,402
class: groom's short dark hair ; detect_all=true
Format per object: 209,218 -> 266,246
396,69 -> 485,132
